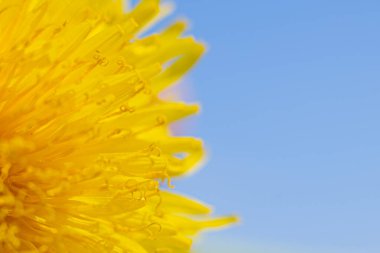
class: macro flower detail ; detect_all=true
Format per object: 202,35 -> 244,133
0,0 -> 235,252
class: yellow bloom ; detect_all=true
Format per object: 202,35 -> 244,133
0,0 -> 235,252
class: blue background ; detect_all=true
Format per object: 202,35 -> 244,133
155,1 -> 380,252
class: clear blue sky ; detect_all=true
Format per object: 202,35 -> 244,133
158,1 -> 380,252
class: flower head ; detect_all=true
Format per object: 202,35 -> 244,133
0,0 -> 235,252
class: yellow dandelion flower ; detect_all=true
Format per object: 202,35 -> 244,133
0,0 -> 236,252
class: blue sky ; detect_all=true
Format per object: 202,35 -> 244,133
157,1 -> 380,252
